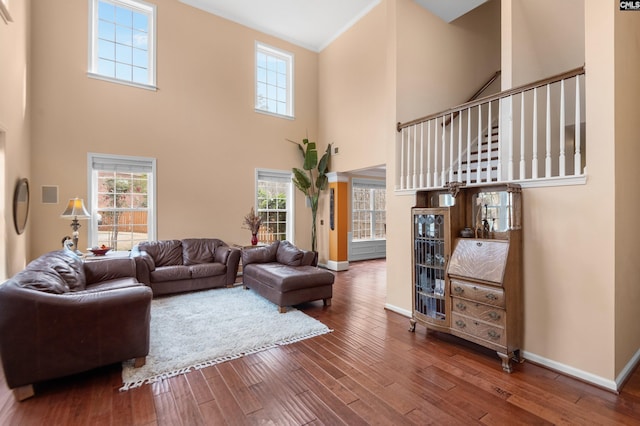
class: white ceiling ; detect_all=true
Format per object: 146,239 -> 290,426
179,0 -> 487,52
179,0 -> 382,52
413,0 -> 488,23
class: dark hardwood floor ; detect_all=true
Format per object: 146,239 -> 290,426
1,259 -> 640,425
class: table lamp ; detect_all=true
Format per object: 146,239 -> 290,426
60,198 -> 90,254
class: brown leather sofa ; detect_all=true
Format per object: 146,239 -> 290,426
242,240 -> 335,313
132,238 -> 240,296
0,249 -> 152,401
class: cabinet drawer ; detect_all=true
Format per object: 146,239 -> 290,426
451,312 -> 506,346
450,279 -> 505,307
451,297 -> 506,327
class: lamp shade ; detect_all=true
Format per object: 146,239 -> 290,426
60,198 -> 90,219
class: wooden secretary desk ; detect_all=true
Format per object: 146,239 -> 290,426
410,183 -> 523,373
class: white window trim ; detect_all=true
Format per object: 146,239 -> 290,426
87,0 -> 157,90
87,152 -> 157,247
254,41 -> 294,119
255,168 -> 295,242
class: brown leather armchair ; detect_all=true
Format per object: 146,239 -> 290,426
0,250 -> 152,401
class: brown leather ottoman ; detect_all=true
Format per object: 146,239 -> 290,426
241,241 -> 335,313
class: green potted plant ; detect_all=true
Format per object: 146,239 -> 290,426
289,138 -> 331,253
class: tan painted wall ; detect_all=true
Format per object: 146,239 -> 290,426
512,0 -> 616,381
29,0 -> 324,260
317,1 -> 392,259
500,0 -> 614,378
614,6 -> 640,375
386,0 -> 501,314
508,0 -> 584,88
0,0 -> 31,276
396,0 -> 502,123
318,1 -> 389,173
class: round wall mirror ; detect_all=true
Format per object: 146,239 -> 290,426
13,178 -> 29,235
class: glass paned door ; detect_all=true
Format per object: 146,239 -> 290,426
413,209 -> 448,324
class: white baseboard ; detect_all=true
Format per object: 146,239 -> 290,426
523,346 -> 640,393
522,350 -> 618,392
326,260 -> 349,271
384,303 -> 640,393
384,303 -> 411,318
615,347 -> 640,391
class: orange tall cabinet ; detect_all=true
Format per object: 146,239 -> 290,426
326,173 -> 349,271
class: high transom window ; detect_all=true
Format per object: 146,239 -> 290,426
255,42 -> 294,118
88,0 -> 156,89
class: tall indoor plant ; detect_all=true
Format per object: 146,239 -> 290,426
289,138 -> 331,252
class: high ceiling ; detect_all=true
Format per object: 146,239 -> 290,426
178,0 -> 487,52
178,0 -> 381,52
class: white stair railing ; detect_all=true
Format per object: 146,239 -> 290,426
396,66 -> 586,191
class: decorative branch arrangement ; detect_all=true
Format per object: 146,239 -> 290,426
242,207 -> 262,235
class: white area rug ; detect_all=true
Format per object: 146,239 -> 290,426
120,286 -> 331,390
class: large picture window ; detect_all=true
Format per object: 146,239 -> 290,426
256,169 -> 293,243
352,179 -> 386,241
88,153 -> 156,250
88,0 -> 156,89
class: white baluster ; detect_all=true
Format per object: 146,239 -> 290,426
466,107 -> 471,185
505,96 -> 512,181
440,115 -> 447,185
545,84 -> 551,178
487,101 -> 492,183
449,112 -> 455,184
477,104 -> 482,183
419,122 -> 424,188
427,120 -> 432,188
532,88 -> 538,179
400,127 -> 405,189
574,75 -> 582,175
433,117 -> 439,187
412,124 -> 418,188
559,79 -> 566,177
520,92 -> 526,179
498,99 -> 503,181
457,110 -> 462,183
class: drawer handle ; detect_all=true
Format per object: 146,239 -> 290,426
454,286 -> 464,294
488,330 -> 501,340
488,311 -> 501,320
455,320 -> 466,328
486,293 -> 498,300
476,242 -> 483,247
456,302 -> 466,311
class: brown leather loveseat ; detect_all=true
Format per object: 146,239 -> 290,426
0,249 -> 152,401
132,238 -> 240,296
242,240 -> 335,313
